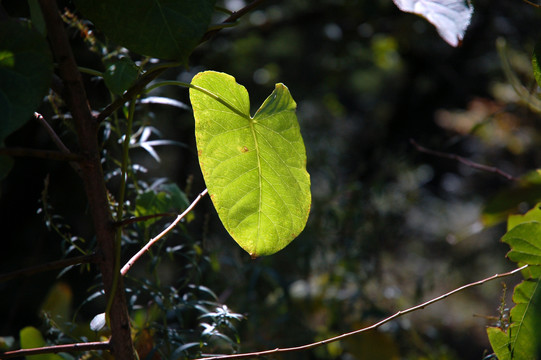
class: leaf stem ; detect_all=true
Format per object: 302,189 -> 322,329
105,99 -> 136,319
146,81 -> 249,120
195,265 -> 529,360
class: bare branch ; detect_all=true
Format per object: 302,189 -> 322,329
0,340 -> 110,359
0,254 -> 96,283
121,188 -> 208,276
410,139 -> 518,181
38,1 -> 135,358
202,0 -> 270,41
35,112 -> 71,154
195,265 -> 529,360
0,147 -> 83,162
114,212 -> 177,227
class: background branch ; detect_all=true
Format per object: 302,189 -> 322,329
0,147 -> 83,161
196,265 -> 528,360
0,254 -> 96,283
410,139 -> 518,181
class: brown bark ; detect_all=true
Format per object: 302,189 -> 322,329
37,1 -> 135,359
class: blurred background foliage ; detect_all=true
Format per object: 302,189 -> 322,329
1,0 -> 541,359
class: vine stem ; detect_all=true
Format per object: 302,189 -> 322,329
120,188 -> 208,276
195,264 -> 529,360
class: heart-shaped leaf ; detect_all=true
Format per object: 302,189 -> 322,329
75,0 -> 215,62
393,0 -> 473,47
190,71 -> 311,257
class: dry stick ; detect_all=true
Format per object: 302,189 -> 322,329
0,341 -> 110,359
120,188 -> 208,276
35,112 -> 71,154
410,139 -> 519,181
0,253 -> 96,283
195,264 -> 529,360
35,112 -> 83,175
114,212 -> 177,228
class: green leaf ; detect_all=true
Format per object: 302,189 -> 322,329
20,326 -> 64,360
74,0 -> 215,62
533,41 -> 541,89
508,203 -> 541,231
502,222 -> 541,266
103,57 -> 139,95
190,71 -> 311,257
0,20 -> 52,143
487,327 -> 511,360
135,183 -> 189,227
487,279 -> 541,360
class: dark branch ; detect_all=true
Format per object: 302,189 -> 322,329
0,341 -> 110,359
410,139 -> 518,181
201,0 -> 270,41
0,254 -> 96,283
114,212 -> 177,227
0,147 -> 83,162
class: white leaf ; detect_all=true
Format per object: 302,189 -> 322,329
90,312 -> 107,331
393,0 -> 474,47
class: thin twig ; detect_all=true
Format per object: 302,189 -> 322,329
201,0 -> 270,41
36,112 -> 83,175
0,340 -> 110,359
0,254 -> 96,283
121,188 -> 209,276
521,0 -> 540,7
195,265 -> 529,360
35,112 -> 71,154
114,212 -> 177,227
0,147 -> 83,162
410,139 -> 518,181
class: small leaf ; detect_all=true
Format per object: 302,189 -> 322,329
488,279 -> 541,360
20,326 -> 64,360
190,71 -> 311,257
502,222 -> 541,265
507,203 -> 541,231
74,0 -> 215,62
393,0 -> 473,47
533,41 -> 541,89
103,57 -> 139,95
135,183 -> 189,227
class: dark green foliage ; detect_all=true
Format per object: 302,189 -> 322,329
74,0 -> 216,62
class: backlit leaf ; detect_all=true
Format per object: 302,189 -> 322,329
393,0 -> 473,47
487,279 -> 541,360
74,0 -> 215,62
502,222 -> 541,265
190,71 -> 311,257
